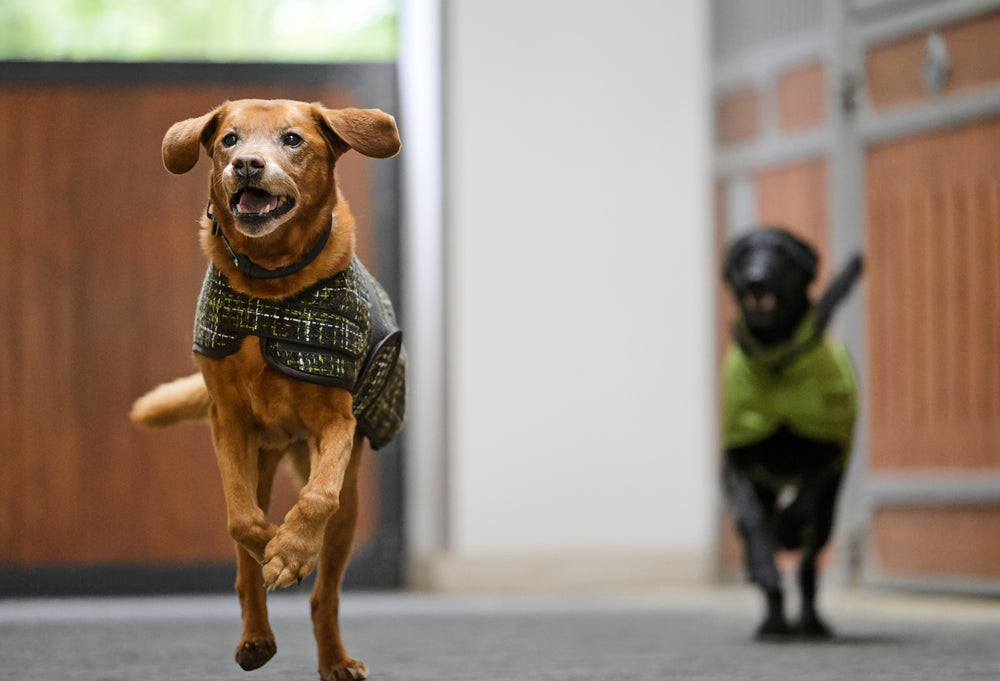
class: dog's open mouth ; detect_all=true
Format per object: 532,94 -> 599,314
231,187 -> 294,221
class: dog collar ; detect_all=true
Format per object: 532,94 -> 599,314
733,254 -> 863,374
206,202 -> 332,280
733,308 -> 821,373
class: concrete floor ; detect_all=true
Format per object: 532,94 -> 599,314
1,586 -> 998,680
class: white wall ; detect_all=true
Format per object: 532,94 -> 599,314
399,0 -> 448,563
402,0 -> 716,589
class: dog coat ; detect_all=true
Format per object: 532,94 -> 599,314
192,256 -> 406,449
723,308 -> 856,460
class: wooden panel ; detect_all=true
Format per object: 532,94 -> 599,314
754,159 -> 831,288
714,164 -> 837,577
872,506 -> 1000,579
867,9 -> 1000,111
777,62 -> 826,131
713,162 -> 832,578
0,83 -> 380,566
866,118 -> 1000,471
716,87 -> 761,146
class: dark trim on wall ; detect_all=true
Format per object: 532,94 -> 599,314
0,564 -> 237,598
0,553 -> 403,598
0,61 -> 397,107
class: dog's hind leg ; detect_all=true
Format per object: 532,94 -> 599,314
233,447 -> 284,671
723,460 -> 789,637
234,545 -> 277,670
796,473 -> 841,638
797,554 -> 828,637
311,437 -> 367,681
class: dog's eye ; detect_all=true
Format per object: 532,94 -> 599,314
221,133 -> 238,148
282,132 -> 303,148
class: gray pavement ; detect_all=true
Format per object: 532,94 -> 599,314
1,586 -> 998,680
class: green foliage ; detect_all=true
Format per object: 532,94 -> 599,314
0,0 -> 397,62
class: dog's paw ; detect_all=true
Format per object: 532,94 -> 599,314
262,550 -> 317,590
796,612 -> 834,639
754,615 -> 793,641
321,658 -> 368,680
262,529 -> 320,589
234,637 -> 277,671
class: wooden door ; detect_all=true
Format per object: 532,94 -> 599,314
865,118 -> 1000,584
0,64 -> 402,594
711,11 -> 840,578
860,7 -> 1000,589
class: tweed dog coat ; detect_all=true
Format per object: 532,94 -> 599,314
723,308 -> 857,489
193,256 -> 406,449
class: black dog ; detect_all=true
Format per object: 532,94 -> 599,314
721,227 -> 862,639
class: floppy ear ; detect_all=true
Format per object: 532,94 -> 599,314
314,106 -> 401,159
162,103 -> 228,175
722,232 -> 756,288
777,230 -> 819,283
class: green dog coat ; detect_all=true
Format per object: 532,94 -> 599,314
723,308 -> 856,464
192,256 -> 406,449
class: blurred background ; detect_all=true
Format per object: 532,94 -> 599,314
0,0 -> 997,600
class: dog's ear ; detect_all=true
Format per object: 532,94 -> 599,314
313,106 -> 401,160
162,104 -> 228,175
723,232 -> 756,288
776,230 -> 819,283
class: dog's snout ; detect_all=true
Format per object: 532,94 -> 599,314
232,154 -> 265,179
744,255 -> 771,287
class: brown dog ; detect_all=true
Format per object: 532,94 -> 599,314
131,99 -> 404,680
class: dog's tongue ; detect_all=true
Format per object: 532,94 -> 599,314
239,189 -> 280,214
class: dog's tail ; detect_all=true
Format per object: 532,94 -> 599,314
130,373 -> 212,428
815,253 -> 864,334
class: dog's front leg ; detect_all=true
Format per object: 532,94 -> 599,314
263,417 -> 355,590
723,458 -> 789,637
210,405 -> 277,562
723,459 -> 781,591
312,437 -> 367,681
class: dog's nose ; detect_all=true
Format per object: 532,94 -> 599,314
232,155 -> 265,179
